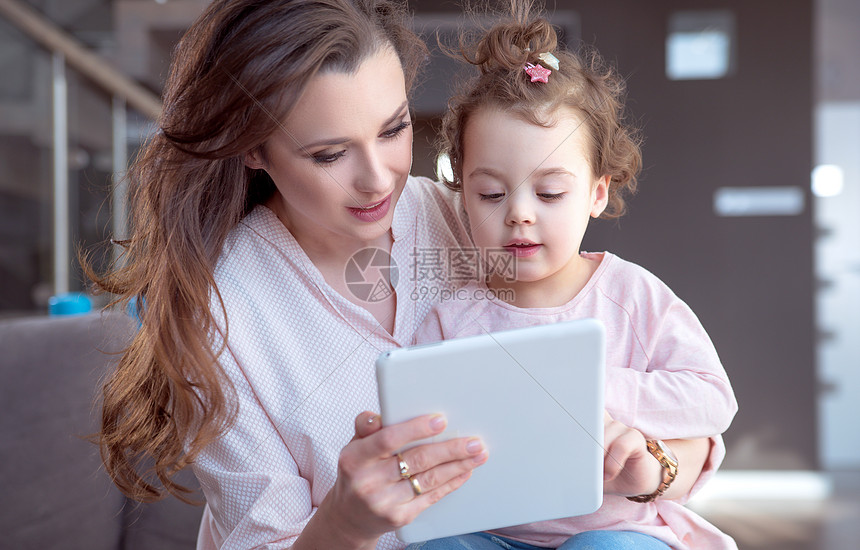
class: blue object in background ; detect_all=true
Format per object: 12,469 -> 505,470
48,292 -> 92,316
127,295 -> 145,329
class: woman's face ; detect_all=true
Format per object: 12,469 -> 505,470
247,47 -> 412,254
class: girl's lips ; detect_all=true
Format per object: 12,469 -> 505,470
348,193 -> 392,222
503,242 -> 542,257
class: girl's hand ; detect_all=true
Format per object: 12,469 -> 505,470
601,411 -> 662,497
313,410 -> 488,548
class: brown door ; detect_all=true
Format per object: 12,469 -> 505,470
577,0 -> 816,469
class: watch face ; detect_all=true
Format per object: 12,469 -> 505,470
655,440 -> 678,463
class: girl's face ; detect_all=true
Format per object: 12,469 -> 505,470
246,47 -> 412,255
461,107 -> 609,297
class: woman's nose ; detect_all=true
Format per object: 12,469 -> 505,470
354,147 -> 390,195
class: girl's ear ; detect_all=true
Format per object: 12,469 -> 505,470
244,146 -> 267,170
590,175 -> 610,218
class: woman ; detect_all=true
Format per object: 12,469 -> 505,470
90,1 -> 715,548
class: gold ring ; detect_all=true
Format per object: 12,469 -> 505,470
396,453 -> 410,480
408,475 -> 422,496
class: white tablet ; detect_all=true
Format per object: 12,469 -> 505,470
376,318 -> 605,543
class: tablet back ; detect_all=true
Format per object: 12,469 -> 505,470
376,318 -> 605,543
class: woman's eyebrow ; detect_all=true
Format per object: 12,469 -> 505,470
294,100 -> 409,153
296,136 -> 349,152
379,100 -> 409,129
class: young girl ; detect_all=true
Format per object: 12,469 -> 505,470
411,2 -> 738,549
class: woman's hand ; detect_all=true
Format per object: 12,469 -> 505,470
299,411 -> 488,549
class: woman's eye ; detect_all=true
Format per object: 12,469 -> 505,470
479,193 -> 505,201
538,192 -> 565,201
382,120 -> 411,139
312,151 -> 346,164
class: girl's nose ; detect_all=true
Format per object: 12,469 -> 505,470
505,193 -> 536,225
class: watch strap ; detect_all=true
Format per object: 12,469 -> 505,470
626,439 -> 678,503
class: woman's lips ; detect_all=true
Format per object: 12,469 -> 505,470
348,193 -> 392,222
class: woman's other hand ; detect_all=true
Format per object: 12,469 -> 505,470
303,411 -> 488,549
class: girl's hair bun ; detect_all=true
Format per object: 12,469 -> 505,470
459,0 -> 558,74
472,16 -> 558,74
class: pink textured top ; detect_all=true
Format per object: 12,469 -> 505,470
412,252 -> 739,550
193,176 -> 472,549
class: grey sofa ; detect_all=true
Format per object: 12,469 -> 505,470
0,312 -> 204,550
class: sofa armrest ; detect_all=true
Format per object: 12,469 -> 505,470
0,312 -> 203,550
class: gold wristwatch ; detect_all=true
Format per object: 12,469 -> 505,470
627,439 -> 678,503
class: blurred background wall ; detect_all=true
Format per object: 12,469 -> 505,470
1,0 -> 858,474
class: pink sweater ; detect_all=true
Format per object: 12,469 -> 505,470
413,252 -> 738,549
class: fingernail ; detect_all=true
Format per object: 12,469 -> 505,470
368,414 -> 381,424
604,472 -> 612,481
472,451 -> 489,465
466,438 -> 483,454
430,414 -> 446,431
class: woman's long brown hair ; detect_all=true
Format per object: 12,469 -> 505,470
84,0 -> 427,503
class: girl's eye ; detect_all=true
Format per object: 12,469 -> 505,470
381,120 -> 411,139
479,193 -> 505,201
538,192 -> 565,201
312,151 -> 346,164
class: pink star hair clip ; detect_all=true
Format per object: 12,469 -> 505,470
524,63 -> 551,83
523,52 -> 559,83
